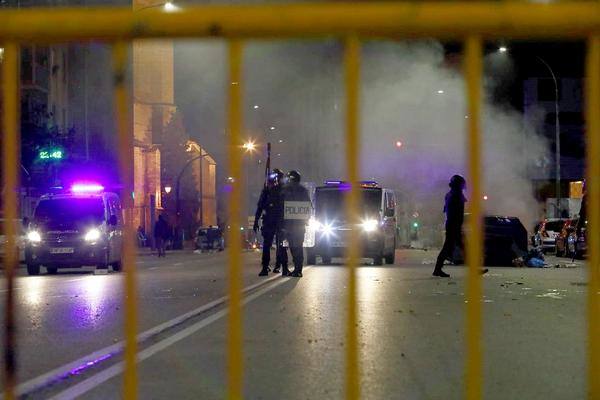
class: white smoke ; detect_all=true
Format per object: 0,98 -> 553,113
175,40 -> 548,242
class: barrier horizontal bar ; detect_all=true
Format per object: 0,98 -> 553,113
1,2 -> 600,41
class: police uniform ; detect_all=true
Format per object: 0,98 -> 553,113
281,174 -> 311,277
254,183 -> 288,276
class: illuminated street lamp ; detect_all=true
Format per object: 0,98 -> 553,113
243,141 -> 256,152
395,140 -> 403,149
164,185 -> 172,194
498,46 -> 508,53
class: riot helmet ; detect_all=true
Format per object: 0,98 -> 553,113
287,170 -> 301,183
449,174 -> 466,190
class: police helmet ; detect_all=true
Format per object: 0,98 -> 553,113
287,170 -> 301,183
449,174 -> 466,189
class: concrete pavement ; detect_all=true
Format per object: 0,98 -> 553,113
3,249 -> 588,399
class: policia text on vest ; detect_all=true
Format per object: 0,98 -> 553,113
284,201 -> 312,220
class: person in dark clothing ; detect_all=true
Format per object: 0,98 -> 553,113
433,175 -> 466,277
281,170 -> 312,278
254,169 -> 288,276
154,215 -> 169,257
576,180 -> 587,233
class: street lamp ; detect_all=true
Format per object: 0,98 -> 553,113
498,47 -> 561,217
243,141 -> 256,152
164,185 -> 172,194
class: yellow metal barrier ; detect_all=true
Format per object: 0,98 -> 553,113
343,35 -> 360,400
2,42 -> 19,400
226,39 -> 244,400
464,36 -> 483,400
112,41 -> 139,400
0,3 -> 599,400
585,36 -> 600,400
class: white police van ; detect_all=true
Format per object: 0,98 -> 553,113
306,181 -> 396,265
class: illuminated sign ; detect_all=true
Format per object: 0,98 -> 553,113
38,149 -> 63,160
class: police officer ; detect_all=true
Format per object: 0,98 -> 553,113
281,170 -> 311,277
254,169 -> 288,276
433,174 -> 466,277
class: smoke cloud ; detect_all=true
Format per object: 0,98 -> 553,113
175,40 -> 548,244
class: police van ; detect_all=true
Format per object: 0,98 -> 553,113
24,183 -> 124,275
306,181 -> 396,265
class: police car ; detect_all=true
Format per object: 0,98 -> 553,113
24,183 -> 124,275
306,181 -> 396,265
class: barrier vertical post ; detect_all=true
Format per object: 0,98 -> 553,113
1,42 -> 19,400
227,39 -> 244,400
112,41 -> 138,400
585,36 -> 600,400
343,35 -> 360,400
464,36 -> 483,400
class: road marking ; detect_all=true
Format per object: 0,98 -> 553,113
173,262 -> 183,266
8,270 -> 289,398
48,274 -> 297,400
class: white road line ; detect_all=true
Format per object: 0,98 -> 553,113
173,262 -> 183,266
48,275 -> 295,400
9,272 -> 286,398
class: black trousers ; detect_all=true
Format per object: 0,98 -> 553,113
434,229 -> 461,272
286,228 -> 305,272
261,226 -> 288,269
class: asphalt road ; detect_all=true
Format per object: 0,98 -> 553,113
0,249 -> 591,399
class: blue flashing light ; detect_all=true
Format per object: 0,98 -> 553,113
325,180 -> 344,185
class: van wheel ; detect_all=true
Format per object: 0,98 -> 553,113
46,266 -> 58,275
111,259 -> 122,272
27,264 -> 40,276
385,252 -> 395,265
97,251 -> 109,269
373,255 -> 383,266
306,252 -> 316,265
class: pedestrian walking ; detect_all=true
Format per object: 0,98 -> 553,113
433,175 -> 466,277
154,214 -> 169,257
254,169 -> 288,276
281,170 -> 311,278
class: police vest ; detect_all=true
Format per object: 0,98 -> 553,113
284,201 -> 311,220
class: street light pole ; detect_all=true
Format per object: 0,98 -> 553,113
535,56 -> 561,217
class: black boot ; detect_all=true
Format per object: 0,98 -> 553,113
290,268 -> 303,277
273,265 -> 281,274
258,266 -> 269,276
432,269 -> 450,278
281,265 -> 290,276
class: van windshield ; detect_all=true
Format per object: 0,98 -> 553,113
34,198 -> 104,229
315,188 -> 382,220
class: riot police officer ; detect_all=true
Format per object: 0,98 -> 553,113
281,170 -> 311,277
254,169 -> 288,276
433,174 -> 466,277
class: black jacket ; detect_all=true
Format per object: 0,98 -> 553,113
255,185 -> 284,228
444,188 -> 465,233
154,218 -> 170,240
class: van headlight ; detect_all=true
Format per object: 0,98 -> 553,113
308,217 -> 322,231
361,219 -> 378,232
27,231 -> 42,243
84,228 -> 101,242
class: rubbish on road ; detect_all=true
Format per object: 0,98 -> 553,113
527,257 -> 546,268
536,292 -> 564,299
421,259 -> 434,265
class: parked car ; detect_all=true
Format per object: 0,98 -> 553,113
555,218 -> 578,257
0,219 -> 27,263
195,226 -> 225,252
532,219 -> 567,253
